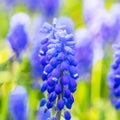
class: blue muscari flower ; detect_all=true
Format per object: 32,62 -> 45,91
7,13 -> 30,58
108,43 -> 120,109
89,9 -> 119,45
0,0 -> 20,8
39,18 -> 79,120
9,85 -> 28,120
25,0 -> 60,20
39,0 -> 60,19
24,0 -> 40,11
75,28 -> 93,76
7,24 -> 28,57
83,0 -> 104,24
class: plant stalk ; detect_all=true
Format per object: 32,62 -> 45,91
56,94 -> 62,120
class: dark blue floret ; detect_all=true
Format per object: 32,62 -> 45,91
44,64 -> 53,75
40,44 -> 48,55
42,72 -> 48,80
61,61 -> 69,71
111,62 -> 119,70
40,98 -> 47,107
68,80 -> 77,93
40,82 -> 47,92
114,75 -> 120,85
69,66 -> 79,79
55,84 -> 62,95
47,77 -> 56,86
62,74 -> 69,85
52,68 -> 60,80
57,99 -> 64,110
67,94 -> 74,104
47,86 -> 55,93
48,92 -> 57,102
64,89 -> 71,98
64,111 -> 71,120
47,101 -> 53,109
67,55 -> 77,66
57,52 -> 65,61
65,102 -> 72,109
40,56 -> 48,66
49,57 -> 58,67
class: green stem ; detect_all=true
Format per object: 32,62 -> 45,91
56,94 -> 62,120
56,71 -> 63,120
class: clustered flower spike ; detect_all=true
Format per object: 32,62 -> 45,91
89,9 -> 119,45
7,13 -> 30,57
9,86 -> 28,120
24,0 -> 60,19
75,28 -> 93,76
30,42 -> 44,79
39,0 -> 60,19
24,0 -> 40,11
39,18 -> 79,120
83,0 -> 104,24
108,43 -> 120,109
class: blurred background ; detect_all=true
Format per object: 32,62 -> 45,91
0,0 -> 120,120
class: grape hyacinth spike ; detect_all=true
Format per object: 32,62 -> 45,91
39,18 -> 79,120
7,13 -> 30,58
108,43 -> 120,109
9,86 -> 28,120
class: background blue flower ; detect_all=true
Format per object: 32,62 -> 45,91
9,85 -> 28,120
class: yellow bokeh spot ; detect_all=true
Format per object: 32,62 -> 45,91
87,108 -> 99,120
0,49 -> 11,64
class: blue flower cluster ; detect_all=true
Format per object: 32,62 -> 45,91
108,44 -> 120,109
83,0 -> 104,24
24,0 -> 40,11
7,24 -> 28,57
30,16 -> 74,89
39,18 -> 79,120
9,86 -> 28,120
89,9 -> 119,45
7,13 -> 30,58
1,0 -> 60,20
39,0 -> 60,19
83,0 -> 120,46
75,28 -> 93,76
